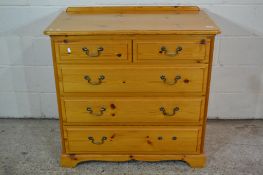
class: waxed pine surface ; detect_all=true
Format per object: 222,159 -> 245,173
44,8 -> 220,35
47,6 -> 217,166
0,119 -> 262,175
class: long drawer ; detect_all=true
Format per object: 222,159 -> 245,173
59,65 -> 208,93
61,97 -> 205,124
64,126 -> 202,154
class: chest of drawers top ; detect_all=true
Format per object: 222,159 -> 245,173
44,6 -> 220,36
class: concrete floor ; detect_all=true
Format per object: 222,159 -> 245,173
0,119 -> 262,175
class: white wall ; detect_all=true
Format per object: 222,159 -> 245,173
0,0 -> 263,119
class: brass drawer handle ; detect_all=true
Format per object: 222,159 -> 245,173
88,136 -> 107,145
159,46 -> 182,56
86,107 -> 106,116
160,107 -> 180,116
82,47 -> 104,57
84,75 -> 105,85
160,75 -> 181,85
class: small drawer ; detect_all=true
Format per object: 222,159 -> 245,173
61,97 -> 205,124
134,38 -> 210,63
55,40 -> 131,63
59,65 -> 208,94
64,126 -> 202,154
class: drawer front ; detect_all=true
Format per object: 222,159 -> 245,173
134,39 -> 210,63
62,97 -> 205,124
64,126 -> 202,154
56,40 -> 131,63
59,65 -> 208,93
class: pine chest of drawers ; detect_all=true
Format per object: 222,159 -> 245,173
44,6 -> 220,168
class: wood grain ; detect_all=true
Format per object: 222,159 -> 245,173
44,7 -> 220,35
44,6 -> 220,168
50,39 -> 66,153
61,154 -> 206,168
59,65 -> 208,94
200,37 -> 216,153
61,96 -> 205,124
56,39 -> 132,63
66,6 -> 200,14
63,126 -> 202,154
134,38 -> 210,63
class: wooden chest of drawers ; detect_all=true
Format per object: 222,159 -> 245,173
44,6 -> 220,168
